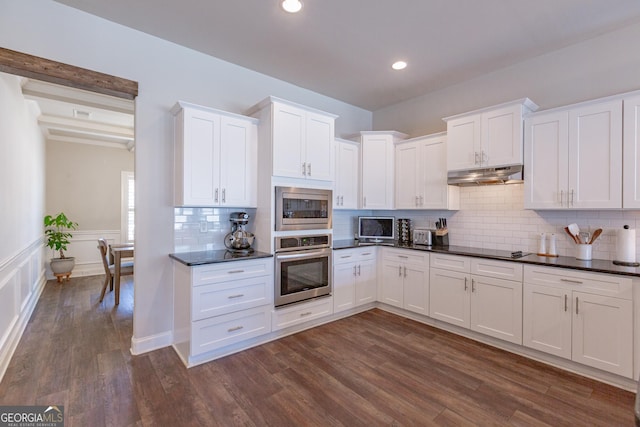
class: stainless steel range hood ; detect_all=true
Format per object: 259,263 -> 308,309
447,164 -> 523,186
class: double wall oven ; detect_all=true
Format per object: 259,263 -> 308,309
273,187 -> 333,307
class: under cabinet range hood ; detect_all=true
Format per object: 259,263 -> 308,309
447,164 -> 523,186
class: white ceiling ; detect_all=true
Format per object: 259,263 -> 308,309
19,77 -> 135,150
54,0 -> 640,111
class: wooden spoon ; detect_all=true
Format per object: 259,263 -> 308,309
564,226 -> 580,244
589,228 -> 603,244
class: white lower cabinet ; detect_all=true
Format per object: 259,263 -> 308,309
523,265 -> 633,378
173,257 -> 274,364
429,254 -> 523,345
333,247 -> 377,313
379,248 -> 429,315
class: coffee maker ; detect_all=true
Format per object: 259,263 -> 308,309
224,212 -> 255,254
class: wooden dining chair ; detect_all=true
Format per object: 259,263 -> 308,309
98,238 -> 134,302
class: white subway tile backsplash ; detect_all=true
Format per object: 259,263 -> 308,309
332,183 -> 640,261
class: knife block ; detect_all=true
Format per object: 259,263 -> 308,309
434,230 -> 449,247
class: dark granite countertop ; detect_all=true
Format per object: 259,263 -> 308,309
333,239 -> 640,278
169,249 -> 273,266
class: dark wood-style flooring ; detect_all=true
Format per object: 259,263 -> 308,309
0,275 -> 635,426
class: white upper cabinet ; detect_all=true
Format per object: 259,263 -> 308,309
524,98 -> 622,209
358,131 -> 407,210
445,99 -> 538,171
623,92 -> 640,208
249,97 -> 337,182
334,138 -> 360,209
173,101 -> 258,207
395,133 -> 459,210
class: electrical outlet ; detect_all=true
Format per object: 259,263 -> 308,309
200,221 -> 207,233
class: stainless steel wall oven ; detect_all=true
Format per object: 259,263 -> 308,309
274,234 -> 332,307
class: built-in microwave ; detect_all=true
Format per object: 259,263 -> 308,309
275,187 -> 332,231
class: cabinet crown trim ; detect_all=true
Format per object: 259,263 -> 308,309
245,96 -> 339,119
171,100 -> 259,123
442,97 -> 538,122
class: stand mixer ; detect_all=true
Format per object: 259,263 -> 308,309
224,212 -> 255,254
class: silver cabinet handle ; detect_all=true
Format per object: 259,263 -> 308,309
481,150 -> 487,165
228,325 -> 244,332
341,195 -> 344,205
358,265 -> 361,276
228,294 -> 244,299
215,188 -> 219,203
228,269 -> 245,274
404,266 -> 407,277
363,196 -> 366,207
464,277 -> 468,291
307,163 -> 311,176
398,255 -> 408,259
560,190 -> 564,207
302,162 -> 307,176
362,252 -> 372,256
415,196 -> 419,206
398,266 -> 402,277
420,195 -> 424,206
353,265 -> 357,276
564,294 -> 568,312
560,278 -> 583,284
570,189 -> 574,207
222,188 -> 226,203
575,296 -> 579,315
300,311 -> 313,317
340,255 -> 352,259
474,151 -> 480,165
471,278 -> 475,292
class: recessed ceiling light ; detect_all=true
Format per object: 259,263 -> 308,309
392,61 -> 407,71
282,0 -> 303,13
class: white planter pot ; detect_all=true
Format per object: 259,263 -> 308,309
50,257 -> 75,275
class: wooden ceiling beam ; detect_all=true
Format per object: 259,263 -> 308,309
0,47 -> 138,100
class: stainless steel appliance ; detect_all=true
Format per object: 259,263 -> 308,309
413,228 -> 433,246
274,234 -> 332,307
224,212 -> 255,254
275,187 -> 332,231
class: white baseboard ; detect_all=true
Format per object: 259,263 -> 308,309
130,330 -> 173,355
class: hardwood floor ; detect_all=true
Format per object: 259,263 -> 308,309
0,275 -> 635,426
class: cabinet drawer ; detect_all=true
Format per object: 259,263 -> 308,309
524,265 -> 632,299
471,258 -> 523,281
430,253 -> 471,272
333,247 -> 377,265
192,275 -> 273,321
272,296 -> 333,331
191,305 -> 271,356
193,258 -> 273,287
383,248 -> 428,265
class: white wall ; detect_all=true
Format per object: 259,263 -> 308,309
0,0 -> 372,354
373,20 -> 640,137
0,73 -> 46,379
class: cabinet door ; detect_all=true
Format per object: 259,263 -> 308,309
219,116 -> 257,207
178,108 -> 220,206
272,103 -> 305,179
403,264 -> 428,315
361,135 -> 394,209
568,100 -> 622,209
395,141 -> 419,209
470,275 -> 522,344
305,111 -> 334,181
333,262 -> 356,313
429,268 -> 470,328
446,114 -> 481,171
419,135 -> 451,209
335,140 -> 360,209
355,258 -> 377,306
522,283 -> 571,359
572,292 -> 633,377
623,94 -> 640,208
380,260 -> 403,308
523,111 -> 569,209
481,104 -> 523,168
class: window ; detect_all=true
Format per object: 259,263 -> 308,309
121,171 -> 135,243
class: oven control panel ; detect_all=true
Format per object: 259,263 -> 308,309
276,234 -> 331,252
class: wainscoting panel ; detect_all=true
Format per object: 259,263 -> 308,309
0,239 -> 45,382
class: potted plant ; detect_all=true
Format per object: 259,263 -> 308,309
44,212 -> 78,280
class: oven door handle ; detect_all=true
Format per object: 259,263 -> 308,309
276,249 -> 331,260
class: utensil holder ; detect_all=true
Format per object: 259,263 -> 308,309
576,244 -> 592,261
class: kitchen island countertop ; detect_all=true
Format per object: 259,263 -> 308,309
169,249 -> 273,266
333,239 -> 640,278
